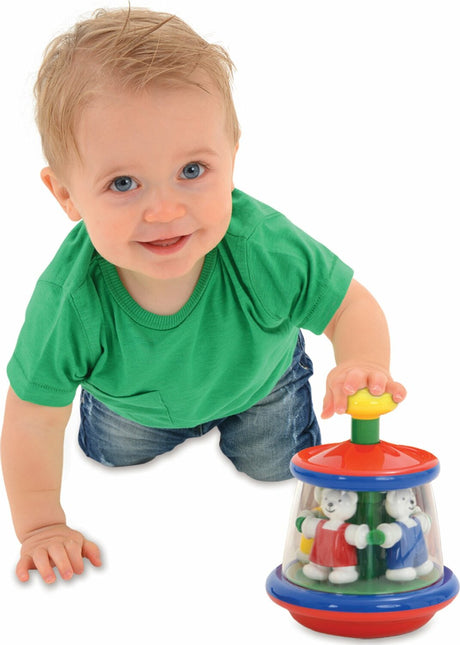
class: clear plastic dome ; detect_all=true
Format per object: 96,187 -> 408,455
282,480 -> 443,595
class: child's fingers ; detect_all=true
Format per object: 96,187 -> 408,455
31,547 -> 57,584
323,367 -> 406,419
323,384 -> 349,416
16,527 -> 102,584
64,539 -> 86,575
366,371 -> 388,396
321,386 -> 348,417
48,543 -> 75,580
385,380 -> 407,403
321,389 -> 334,419
82,539 -> 102,567
339,369 -> 405,401
16,554 -> 34,582
341,368 -> 372,395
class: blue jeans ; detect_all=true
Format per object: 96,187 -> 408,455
78,333 -> 320,481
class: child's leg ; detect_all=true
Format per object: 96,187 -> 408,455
78,390 -> 204,466
217,332 -> 320,482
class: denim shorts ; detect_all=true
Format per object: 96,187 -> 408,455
78,332 -> 320,481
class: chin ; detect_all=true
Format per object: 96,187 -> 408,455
146,259 -> 202,282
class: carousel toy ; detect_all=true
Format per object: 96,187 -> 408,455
266,389 -> 458,638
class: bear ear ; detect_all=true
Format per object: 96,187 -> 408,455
314,487 -> 324,504
386,490 -> 397,504
346,491 -> 358,505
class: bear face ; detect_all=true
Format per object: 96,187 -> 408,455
385,488 -> 417,520
315,488 -> 358,521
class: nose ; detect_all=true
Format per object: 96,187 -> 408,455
142,190 -> 187,223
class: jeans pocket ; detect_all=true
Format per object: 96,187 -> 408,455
299,352 -> 313,375
295,333 -> 314,375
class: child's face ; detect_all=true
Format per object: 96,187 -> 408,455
43,78 -> 238,285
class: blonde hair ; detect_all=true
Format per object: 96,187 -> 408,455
34,7 -> 240,173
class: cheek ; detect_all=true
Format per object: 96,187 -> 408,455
218,191 -> 233,226
214,206 -> 232,240
199,193 -> 232,231
87,208 -> 134,242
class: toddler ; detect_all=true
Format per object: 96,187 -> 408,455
1,8 -> 405,584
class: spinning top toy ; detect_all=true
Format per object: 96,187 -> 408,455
266,389 -> 458,638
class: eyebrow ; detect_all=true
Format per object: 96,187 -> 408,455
182,147 -> 220,158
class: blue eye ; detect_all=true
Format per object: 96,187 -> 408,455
180,162 -> 205,180
110,176 -> 139,192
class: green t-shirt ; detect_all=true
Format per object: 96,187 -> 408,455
7,189 -> 353,428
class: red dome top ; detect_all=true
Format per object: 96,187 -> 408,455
290,440 -> 440,490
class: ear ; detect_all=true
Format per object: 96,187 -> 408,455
346,491 -> 358,505
40,167 -> 82,222
231,142 -> 239,191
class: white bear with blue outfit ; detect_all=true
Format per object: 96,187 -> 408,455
378,488 -> 434,581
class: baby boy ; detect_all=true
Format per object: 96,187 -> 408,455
1,8 -> 405,584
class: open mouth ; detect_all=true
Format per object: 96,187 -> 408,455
139,234 -> 191,255
149,236 -> 183,247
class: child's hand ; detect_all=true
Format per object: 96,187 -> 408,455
321,362 -> 406,419
17,524 -> 102,584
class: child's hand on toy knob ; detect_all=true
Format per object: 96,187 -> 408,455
321,362 -> 406,419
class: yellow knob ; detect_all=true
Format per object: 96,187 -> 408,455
346,388 -> 398,420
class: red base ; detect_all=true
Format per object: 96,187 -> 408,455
268,563 -> 458,638
279,600 -> 454,638
290,609 -> 431,638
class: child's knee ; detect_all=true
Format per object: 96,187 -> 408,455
221,450 -> 293,482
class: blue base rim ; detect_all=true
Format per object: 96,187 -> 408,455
266,564 -> 459,613
290,463 -> 440,491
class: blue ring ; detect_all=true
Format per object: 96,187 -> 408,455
289,463 -> 440,491
266,564 -> 458,613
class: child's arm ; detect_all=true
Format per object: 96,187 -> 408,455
322,279 -> 406,418
1,387 -> 101,583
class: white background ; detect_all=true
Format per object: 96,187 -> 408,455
1,1 -> 459,643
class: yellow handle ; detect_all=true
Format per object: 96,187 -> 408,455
346,388 -> 398,420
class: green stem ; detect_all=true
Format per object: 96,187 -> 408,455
356,491 -> 387,579
351,415 -> 384,579
351,418 -> 380,444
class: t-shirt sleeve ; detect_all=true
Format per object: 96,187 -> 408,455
247,213 -> 353,334
7,280 -> 98,406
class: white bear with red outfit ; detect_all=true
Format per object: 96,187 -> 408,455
300,487 -> 369,584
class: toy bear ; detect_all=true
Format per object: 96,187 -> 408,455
298,487 -> 369,584
377,488 -> 433,581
